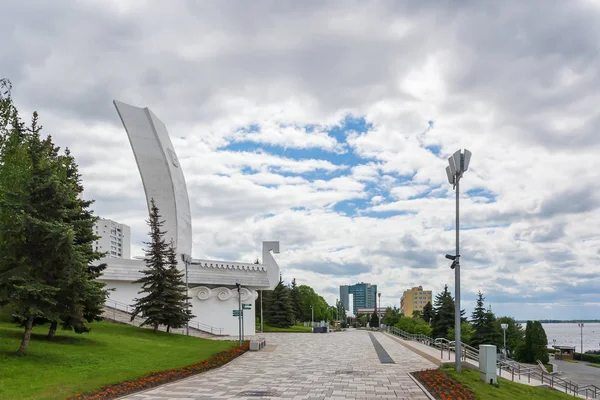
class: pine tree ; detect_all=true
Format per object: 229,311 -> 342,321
47,147 -> 108,339
431,285 -> 454,338
370,312 -> 379,328
469,291 -> 487,347
162,240 -> 194,332
265,277 -> 294,328
130,198 -> 170,332
422,301 -> 433,324
290,278 -> 301,323
0,109 -> 76,354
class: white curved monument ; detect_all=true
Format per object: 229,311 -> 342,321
99,101 -> 281,336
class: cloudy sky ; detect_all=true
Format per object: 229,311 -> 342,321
3,0 -> 600,320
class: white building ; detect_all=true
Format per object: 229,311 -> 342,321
94,218 -> 131,259
99,100 -> 281,337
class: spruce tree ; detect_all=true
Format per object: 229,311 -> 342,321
130,198 -> 170,332
370,312 -> 379,328
162,240 -> 194,332
469,291 -> 487,347
290,278 -> 301,323
0,109 -> 75,354
422,301 -> 433,324
431,285 -> 454,338
265,277 -> 294,328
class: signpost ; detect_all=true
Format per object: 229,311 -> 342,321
232,310 -> 241,317
243,303 -> 252,310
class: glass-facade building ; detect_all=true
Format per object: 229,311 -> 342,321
340,283 -> 378,313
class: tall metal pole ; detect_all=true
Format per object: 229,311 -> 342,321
455,176 -> 462,372
185,259 -> 189,336
237,284 -> 242,346
260,290 -> 263,333
503,328 -> 507,358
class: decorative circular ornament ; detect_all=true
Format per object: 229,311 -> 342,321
216,287 -> 231,301
196,286 -> 211,300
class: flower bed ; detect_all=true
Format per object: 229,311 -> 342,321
412,369 -> 476,400
67,342 -> 249,400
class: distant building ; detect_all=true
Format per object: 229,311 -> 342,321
400,286 -> 432,317
340,283 -> 378,313
355,307 -> 387,317
94,218 -> 131,259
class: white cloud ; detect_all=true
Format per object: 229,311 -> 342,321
3,0 -> 600,319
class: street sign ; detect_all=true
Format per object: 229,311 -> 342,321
242,303 -> 252,310
233,310 -> 242,317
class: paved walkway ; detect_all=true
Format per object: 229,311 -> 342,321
121,330 -> 436,399
552,358 -> 600,388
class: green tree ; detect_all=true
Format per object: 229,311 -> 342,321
162,241 -> 194,332
0,108 -> 75,354
515,320 -> 548,363
395,315 -> 432,337
382,307 -> 401,326
448,321 -> 475,344
130,198 -> 170,332
265,277 -> 294,328
369,311 -> 379,328
431,285 -> 455,338
469,291 -> 487,347
290,278 -> 301,322
422,301 -> 433,324
496,316 -> 525,358
47,148 -> 108,339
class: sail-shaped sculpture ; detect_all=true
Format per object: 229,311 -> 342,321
113,100 -> 192,259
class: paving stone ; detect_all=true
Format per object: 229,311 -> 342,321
119,330 -> 435,399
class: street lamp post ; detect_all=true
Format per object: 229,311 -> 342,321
578,322 -> 584,360
445,148 -> 472,373
235,283 -> 242,346
310,305 -> 314,330
501,323 -> 508,359
378,292 -> 382,327
181,254 -> 192,336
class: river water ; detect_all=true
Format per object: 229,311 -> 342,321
542,323 -> 600,352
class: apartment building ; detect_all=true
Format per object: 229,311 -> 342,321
94,218 -> 131,259
400,286 -> 432,317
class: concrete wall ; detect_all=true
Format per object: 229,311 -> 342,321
103,279 -> 256,336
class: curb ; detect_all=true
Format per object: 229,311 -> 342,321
408,372 -> 436,400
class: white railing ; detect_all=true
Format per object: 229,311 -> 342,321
387,326 -> 599,398
104,299 -> 225,336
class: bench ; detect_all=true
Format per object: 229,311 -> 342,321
250,338 -> 267,351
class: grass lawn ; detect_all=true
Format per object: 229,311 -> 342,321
587,363 -> 600,369
259,324 -> 312,333
0,320 -> 238,400
442,366 -> 575,400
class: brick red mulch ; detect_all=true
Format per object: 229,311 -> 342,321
412,369 -> 476,400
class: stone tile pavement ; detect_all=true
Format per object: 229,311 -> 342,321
121,330 -> 437,399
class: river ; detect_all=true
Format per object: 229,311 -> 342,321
542,323 -> 600,352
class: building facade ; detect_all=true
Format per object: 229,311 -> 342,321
400,286 -> 432,317
98,100 -> 282,337
340,283 -> 378,313
94,218 -> 131,259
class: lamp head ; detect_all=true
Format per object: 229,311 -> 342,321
501,323 -> 508,330
445,254 -> 457,260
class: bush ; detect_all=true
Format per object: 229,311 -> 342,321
575,353 -> 600,364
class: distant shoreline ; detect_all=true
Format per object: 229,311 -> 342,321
516,320 -> 600,324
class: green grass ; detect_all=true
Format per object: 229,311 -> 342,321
0,320 -> 238,400
587,363 -> 600,369
259,324 -> 312,333
563,358 -> 579,363
442,366 -> 575,400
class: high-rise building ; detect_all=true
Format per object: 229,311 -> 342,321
94,218 -> 131,259
340,283 -> 378,313
400,286 -> 432,317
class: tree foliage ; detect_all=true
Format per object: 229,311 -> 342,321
264,277 -> 294,328
515,320 -> 548,363
422,301 -> 433,324
130,199 -> 172,332
382,307 -> 401,326
162,240 -> 194,332
0,80 -> 107,353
